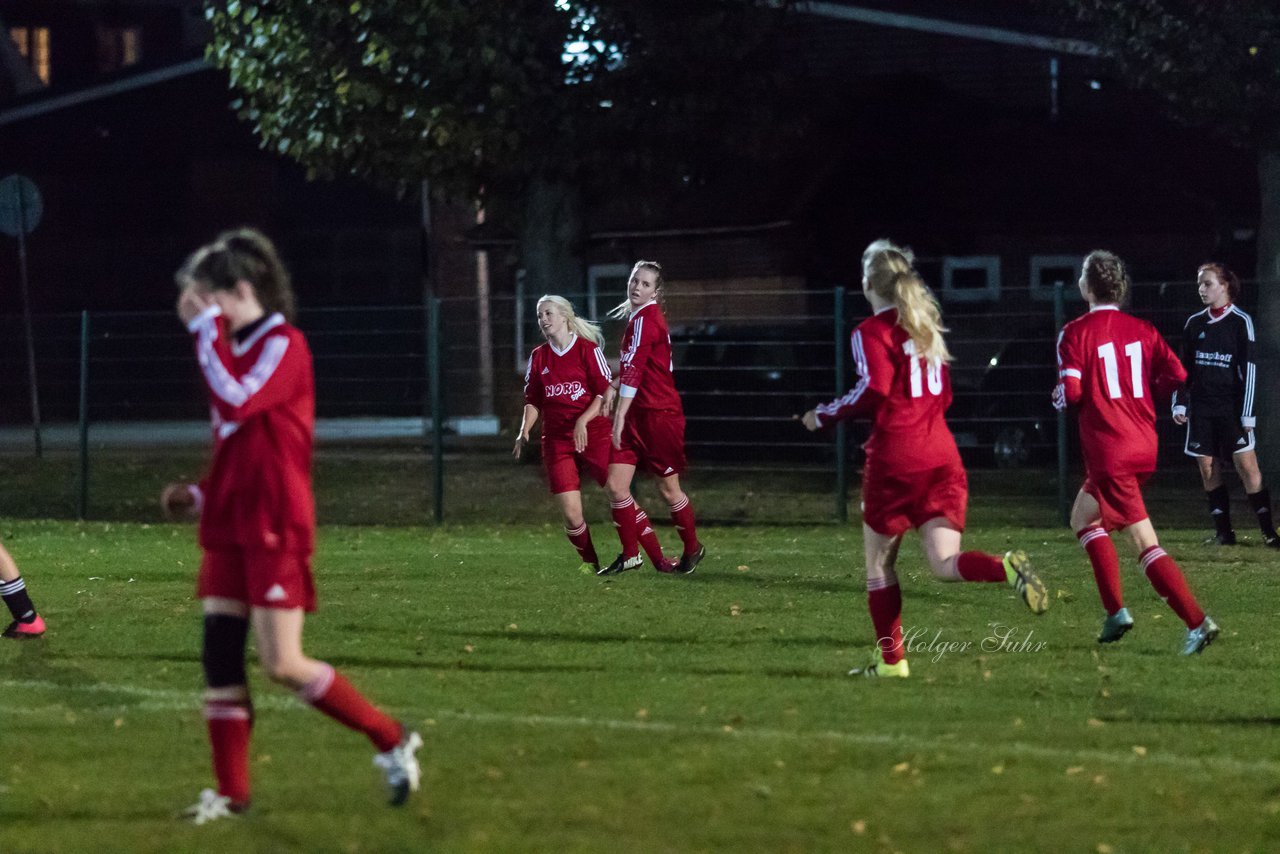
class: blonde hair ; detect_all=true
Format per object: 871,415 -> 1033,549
862,239 -> 951,364
607,260 -> 665,320
536,294 -> 604,347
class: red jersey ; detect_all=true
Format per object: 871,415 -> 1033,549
815,307 -> 960,473
523,334 -> 612,441
188,307 -> 316,553
619,302 -> 683,413
1056,305 -> 1187,477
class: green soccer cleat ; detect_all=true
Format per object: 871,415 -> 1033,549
1003,550 -> 1049,615
579,561 -> 599,575
1182,616 -> 1220,656
847,648 -> 910,679
1097,607 -> 1134,644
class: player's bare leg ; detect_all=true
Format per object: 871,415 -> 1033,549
918,518 -> 1047,613
850,526 -> 908,678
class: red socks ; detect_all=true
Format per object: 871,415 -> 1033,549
611,497 -> 640,558
867,578 -> 904,664
565,522 -> 598,567
204,699 -> 252,805
634,506 -> 666,566
1078,526 -> 1124,614
668,495 -> 700,555
955,551 -> 1005,582
299,664 -> 402,752
1140,546 -> 1205,629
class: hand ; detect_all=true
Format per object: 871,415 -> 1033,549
573,418 -> 589,453
1173,412 -> 1187,425
160,482 -> 201,521
177,285 -> 213,325
1244,425 -> 1254,434
513,434 -> 529,459
799,410 -> 820,432
602,385 -> 618,417
1051,384 -> 1066,412
612,416 -> 625,450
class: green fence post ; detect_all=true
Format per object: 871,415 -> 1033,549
834,286 -> 848,523
1054,281 -> 1069,526
428,297 -> 444,524
77,310 -> 90,521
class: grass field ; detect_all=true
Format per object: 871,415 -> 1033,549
1,510 -> 1278,853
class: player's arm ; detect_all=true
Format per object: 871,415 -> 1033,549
188,312 -> 306,423
1239,317 -> 1257,430
804,329 -> 888,430
1172,316 -> 1195,423
576,345 -> 611,452
574,396 -> 604,453
515,354 -> 543,458
1052,327 -> 1083,410
611,393 -> 634,449
1150,331 -> 1189,407
618,315 -> 655,403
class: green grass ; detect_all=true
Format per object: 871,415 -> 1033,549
1,515 -> 1277,853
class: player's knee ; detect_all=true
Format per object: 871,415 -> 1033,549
258,653 -> 308,687
202,614 -> 249,689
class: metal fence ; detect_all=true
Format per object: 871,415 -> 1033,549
0,279 -> 1239,526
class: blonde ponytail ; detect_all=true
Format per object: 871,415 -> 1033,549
607,260 -> 665,319
536,295 -> 604,347
861,239 -> 951,365
892,272 -> 952,364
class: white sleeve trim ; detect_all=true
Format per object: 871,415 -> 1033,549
197,328 -> 290,409
619,384 -> 638,399
1060,368 -> 1082,379
186,304 -> 222,332
1242,416 -> 1256,429
816,330 -> 871,418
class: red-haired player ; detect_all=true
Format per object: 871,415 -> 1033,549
163,228 -> 421,824
1054,250 -> 1219,654
514,295 -> 673,573
802,239 -> 1049,679
601,261 -> 706,577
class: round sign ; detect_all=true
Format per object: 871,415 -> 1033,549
0,175 -> 43,237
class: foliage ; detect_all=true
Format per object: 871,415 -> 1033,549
1059,1 -> 1280,146
2,517 -> 1278,851
204,0 -> 792,200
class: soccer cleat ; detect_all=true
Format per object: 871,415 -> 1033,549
1204,531 -> 1237,546
578,561 -> 599,575
373,729 -> 423,806
1097,607 -> 1134,644
1181,616 -> 1220,656
1002,550 -> 1049,615
181,788 -> 245,825
848,648 -> 909,679
2,615 -> 45,639
654,557 -> 680,574
598,554 -> 643,576
674,544 -> 706,575
1264,533 -> 1280,550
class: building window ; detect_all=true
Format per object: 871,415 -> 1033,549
941,256 -> 1001,303
9,26 -> 51,84
97,26 -> 143,72
1029,255 -> 1084,302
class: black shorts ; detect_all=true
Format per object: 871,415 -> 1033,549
1184,414 -> 1254,460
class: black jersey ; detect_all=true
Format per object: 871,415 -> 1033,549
1172,305 -> 1256,423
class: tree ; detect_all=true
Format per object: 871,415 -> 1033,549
1056,1 -> 1280,475
205,0 -> 792,295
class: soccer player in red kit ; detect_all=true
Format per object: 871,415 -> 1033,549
802,240 -> 1049,679
601,261 -> 706,577
163,229 -> 421,824
1053,250 -> 1219,655
514,295 -> 673,573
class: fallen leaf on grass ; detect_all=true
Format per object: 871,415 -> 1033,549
850,820 -> 866,835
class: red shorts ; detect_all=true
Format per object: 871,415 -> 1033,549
198,547 -> 317,611
543,434 -> 610,495
861,459 -> 968,537
1083,471 -> 1151,531
610,408 -> 687,477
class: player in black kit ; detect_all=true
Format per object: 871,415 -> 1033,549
1172,262 -> 1280,547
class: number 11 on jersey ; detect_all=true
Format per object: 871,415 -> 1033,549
1098,341 -> 1143,399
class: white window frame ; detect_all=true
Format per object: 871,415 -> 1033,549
941,256 -> 1000,303
588,263 -> 631,322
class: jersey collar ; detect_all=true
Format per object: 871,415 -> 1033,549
548,333 -> 578,356
1208,304 -> 1233,322
231,313 -> 286,357
1088,304 -> 1121,312
629,300 -> 658,319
